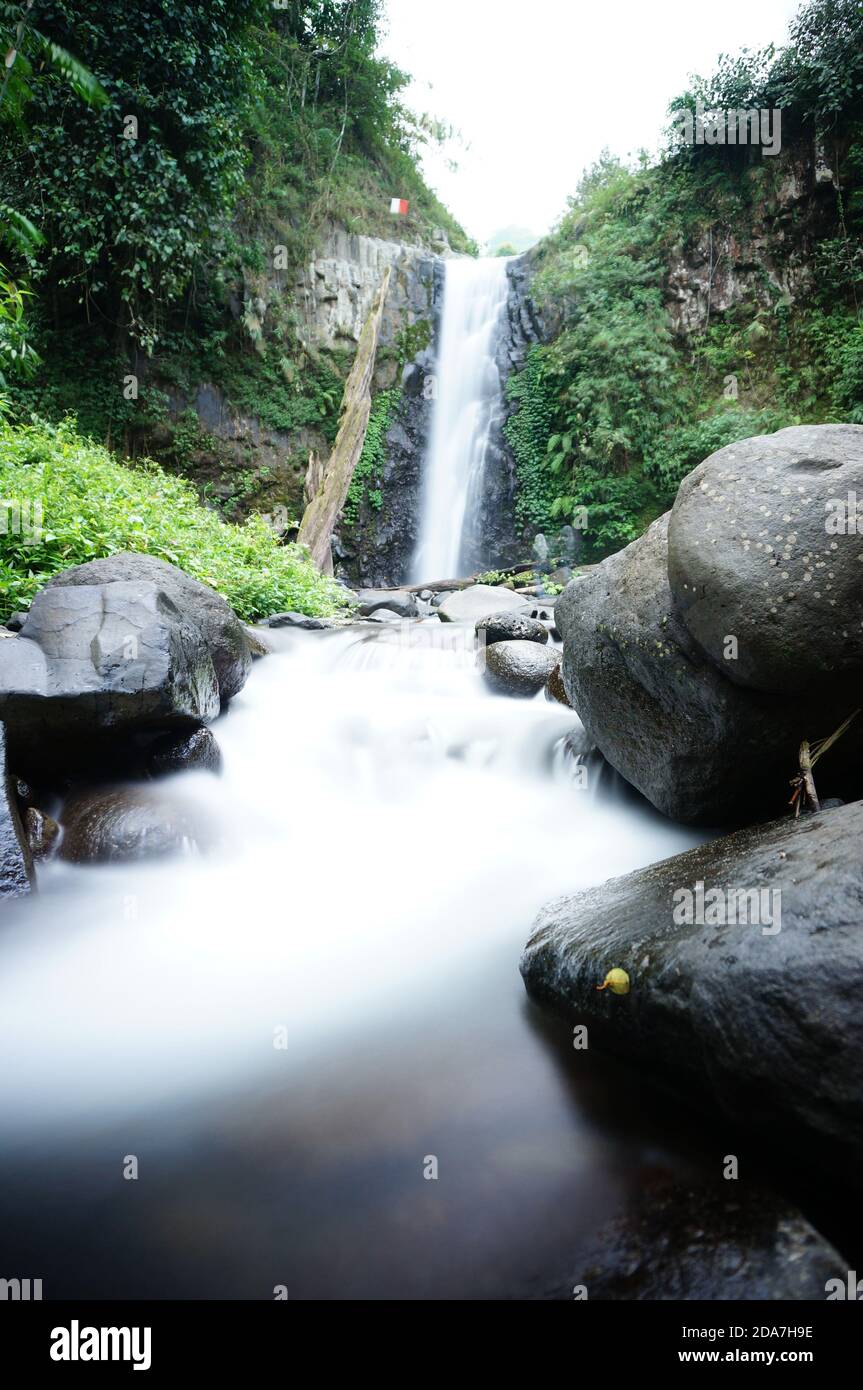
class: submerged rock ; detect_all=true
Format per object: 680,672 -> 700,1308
521,800 -> 863,1184
438,584 -> 526,625
59,786 -> 212,864
244,626 -> 271,658
24,806 -> 60,861
365,608 -> 404,624
261,612 -> 336,630
147,726 -> 222,778
44,553 -> 252,704
482,640 -> 560,698
476,611 -> 549,646
0,722 -> 33,898
545,662 -> 571,707
540,1176 -> 844,1300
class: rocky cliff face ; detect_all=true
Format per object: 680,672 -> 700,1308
664,134 -> 841,336
294,223 -> 442,357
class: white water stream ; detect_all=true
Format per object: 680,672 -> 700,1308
412,257 -> 510,581
0,625 -> 703,1297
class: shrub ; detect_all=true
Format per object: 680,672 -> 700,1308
0,416 -> 350,622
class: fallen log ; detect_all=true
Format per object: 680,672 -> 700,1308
297,266 -> 391,574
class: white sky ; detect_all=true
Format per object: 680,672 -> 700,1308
380,0 -> 803,246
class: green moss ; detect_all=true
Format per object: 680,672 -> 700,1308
343,387 -> 401,527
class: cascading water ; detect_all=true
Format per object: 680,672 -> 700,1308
412,257 -> 510,582
0,622 -> 706,1298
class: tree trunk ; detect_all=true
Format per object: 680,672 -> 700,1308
297,266 -> 391,575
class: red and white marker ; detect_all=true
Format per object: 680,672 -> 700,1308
389,198 -> 409,215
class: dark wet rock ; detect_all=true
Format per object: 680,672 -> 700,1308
482,640 -> 560,698
521,599 -> 555,624
0,581 -> 220,774
356,589 -> 418,619
59,786 -> 212,864
24,806 -> 60,861
15,777 -> 36,808
555,513 -> 863,823
540,1176 -> 844,1300
545,662 -> 572,707
439,585 -> 526,625
1,723 -> 33,898
147,726 -> 222,778
668,424 -> 863,693
44,553 -> 251,703
476,611 -> 549,646
261,612 -> 335,630
244,627 -> 271,658
521,800 -> 863,1184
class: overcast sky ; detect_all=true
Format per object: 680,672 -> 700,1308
380,0 -> 803,246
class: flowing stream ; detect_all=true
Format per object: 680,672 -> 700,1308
0,622 -> 716,1298
412,257 -> 510,582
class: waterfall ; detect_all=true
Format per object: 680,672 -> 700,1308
411,257 -> 510,582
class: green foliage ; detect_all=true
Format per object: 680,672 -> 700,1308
511,0 -> 863,558
0,270 -> 39,387
503,347 -> 559,532
343,387 -> 400,526
0,416 -> 349,621
645,407 -> 794,501
1,0 -> 265,353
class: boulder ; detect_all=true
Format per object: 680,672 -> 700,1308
476,611 -> 549,646
59,786 -> 212,864
668,424 -> 863,692
0,582 -> 220,773
355,589 -> 418,618
0,722 -> 33,898
556,514 -> 863,823
438,584 -> 526,625
147,726 -> 222,777
540,1176 -> 844,1300
44,553 -> 251,703
521,801 -> 863,1184
481,640 -> 560,698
